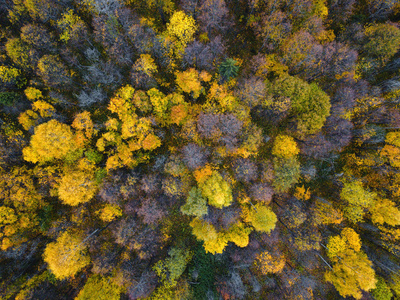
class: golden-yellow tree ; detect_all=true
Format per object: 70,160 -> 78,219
23,119 -> 77,163
325,228 -> 377,299
176,68 -> 203,99
43,231 -> 90,279
254,250 -> 286,275
58,159 -> 98,206
165,11 -> 197,60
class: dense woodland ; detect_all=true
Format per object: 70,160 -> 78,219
0,0 -> 400,299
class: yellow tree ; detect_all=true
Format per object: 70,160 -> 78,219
254,250 -> 286,275
175,68 -> 203,99
58,160 -> 97,206
72,111 -> 95,147
199,171 -> 233,209
369,198 -> 400,227
23,119 -> 77,163
340,179 -> 376,223
76,275 -> 122,300
272,135 -> 299,158
165,11 -> 197,60
325,228 -> 376,299
190,218 -> 228,254
96,204 -> 123,222
225,222 -> 251,248
325,250 -> 377,299
43,231 -> 90,280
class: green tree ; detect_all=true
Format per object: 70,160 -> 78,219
219,58 -> 239,82
266,75 -> 331,134
0,92 -> 20,106
5,38 -> 31,70
371,277 -> 393,300
180,187 -> 208,217
364,23 -> 400,64
153,247 -> 192,288
273,157 -> 300,192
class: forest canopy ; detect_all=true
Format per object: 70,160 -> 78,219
0,0 -> 400,299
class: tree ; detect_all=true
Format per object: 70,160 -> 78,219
5,38 -> 31,70
165,11 -> 197,58
225,222 -> 251,248
363,23 -> 400,64
197,112 -> 221,139
340,179 -> 376,222
244,203 -> 277,233
20,23 -> 55,51
329,0 -> 356,24
96,204 -> 122,222
233,158 -> 258,183
254,250 -> 285,274
219,58 -> 239,82
23,0 -> 63,23
266,75 -> 331,134
43,231 -> 90,280
252,11 -> 292,51
182,143 -> 209,170
190,218 -> 228,254
249,183 -> 274,204
0,66 -> 25,89
199,171 -> 233,209
272,135 -> 299,158
273,157 -> 300,193
369,198 -> 400,227
366,0 -> 399,20
23,119 -> 78,163
280,30 -> 320,77
153,247 -> 192,288
130,54 -> 158,89
76,275 -> 122,300
37,55 -> 72,89
325,228 -> 376,299
311,199 -> 343,226
182,37 -> 226,71
57,9 -> 88,47
180,187 -> 208,217
0,206 -> 18,225
235,76 -> 266,108
175,68 -> 203,99
137,197 -> 166,225
371,277 -> 393,300
198,0 -> 232,37
58,167 -> 97,206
